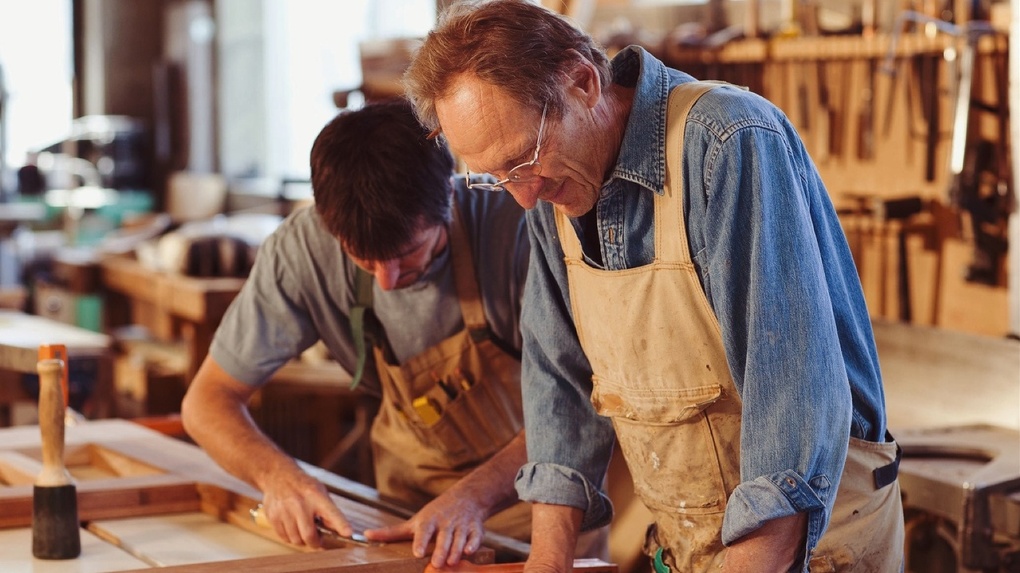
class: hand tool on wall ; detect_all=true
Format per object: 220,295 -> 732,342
796,60 -> 811,131
815,57 -> 832,162
918,50 -> 941,182
946,28 -> 978,203
828,58 -> 848,159
879,55 -> 900,139
744,0 -> 759,38
32,358 -> 81,560
857,57 -> 877,161
423,558 -> 618,573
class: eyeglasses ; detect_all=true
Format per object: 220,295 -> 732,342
467,103 -> 547,193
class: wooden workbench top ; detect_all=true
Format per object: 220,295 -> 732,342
0,311 -> 111,373
0,419 -> 453,572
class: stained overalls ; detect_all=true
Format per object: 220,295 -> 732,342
355,205 -> 530,539
554,82 -> 904,571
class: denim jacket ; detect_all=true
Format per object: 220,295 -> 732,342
514,46 -> 888,563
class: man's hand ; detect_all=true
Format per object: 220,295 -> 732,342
259,469 -> 353,549
365,430 -> 529,568
182,357 -> 353,549
364,490 -> 487,568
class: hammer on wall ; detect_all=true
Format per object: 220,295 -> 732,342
32,358 -> 81,559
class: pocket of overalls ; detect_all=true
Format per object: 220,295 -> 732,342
415,375 -> 523,468
592,376 -> 730,514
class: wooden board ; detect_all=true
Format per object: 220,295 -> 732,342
0,311 -> 111,362
1,478 -> 433,571
116,549 -> 432,573
0,420 -> 257,493
0,527 -> 150,573
85,512 -> 296,567
0,420 -> 500,571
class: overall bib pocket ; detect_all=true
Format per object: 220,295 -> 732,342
416,373 -> 523,467
592,376 -> 729,514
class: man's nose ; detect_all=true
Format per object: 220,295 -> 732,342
372,261 -> 401,291
507,178 -> 544,210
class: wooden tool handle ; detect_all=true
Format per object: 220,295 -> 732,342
36,359 -> 71,487
38,344 -> 69,413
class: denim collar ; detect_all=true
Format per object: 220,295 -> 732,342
605,45 -> 674,197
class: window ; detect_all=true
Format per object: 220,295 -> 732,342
217,0 -> 436,189
0,0 -> 73,197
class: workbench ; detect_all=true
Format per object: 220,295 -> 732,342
874,320 -> 1020,570
0,310 -> 113,422
0,419 -> 464,572
100,254 -> 245,382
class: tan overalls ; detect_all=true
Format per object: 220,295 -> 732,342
367,206 -> 530,540
554,82 -> 904,571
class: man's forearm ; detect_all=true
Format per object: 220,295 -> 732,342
720,512 -> 807,572
526,503 -> 582,572
181,359 -> 301,490
443,430 -> 527,515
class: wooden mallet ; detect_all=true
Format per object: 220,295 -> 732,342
32,358 -> 81,559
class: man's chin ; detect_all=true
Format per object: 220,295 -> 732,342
544,182 -> 596,218
550,197 -> 596,218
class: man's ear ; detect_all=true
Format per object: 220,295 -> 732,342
564,49 -> 602,109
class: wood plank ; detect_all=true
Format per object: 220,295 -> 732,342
303,463 -> 532,559
115,548 -> 431,573
0,526 -> 150,573
0,311 -> 111,373
85,512 -> 298,567
424,560 -> 618,572
87,444 -> 166,478
0,451 -> 41,486
81,482 -> 433,572
0,420 -> 513,571
0,420 -> 260,495
0,477 -> 202,528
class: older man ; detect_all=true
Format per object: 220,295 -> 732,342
404,1 -> 905,572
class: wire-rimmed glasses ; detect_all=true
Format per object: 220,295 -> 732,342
467,103 -> 547,193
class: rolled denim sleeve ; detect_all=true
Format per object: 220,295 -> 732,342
513,206 -> 618,532
683,94 -> 858,549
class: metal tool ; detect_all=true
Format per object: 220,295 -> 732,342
249,503 -> 376,547
31,358 -> 81,560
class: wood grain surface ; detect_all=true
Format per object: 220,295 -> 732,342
0,420 -> 499,571
0,526 -> 149,573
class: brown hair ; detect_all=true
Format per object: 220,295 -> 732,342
404,0 -> 611,131
310,98 -> 454,260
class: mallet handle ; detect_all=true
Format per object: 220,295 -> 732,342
37,359 -> 70,487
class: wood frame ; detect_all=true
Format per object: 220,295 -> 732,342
0,419 -> 494,571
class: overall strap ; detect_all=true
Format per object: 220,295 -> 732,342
449,203 -> 496,348
349,267 -> 393,389
659,81 -> 726,263
449,204 -> 486,330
